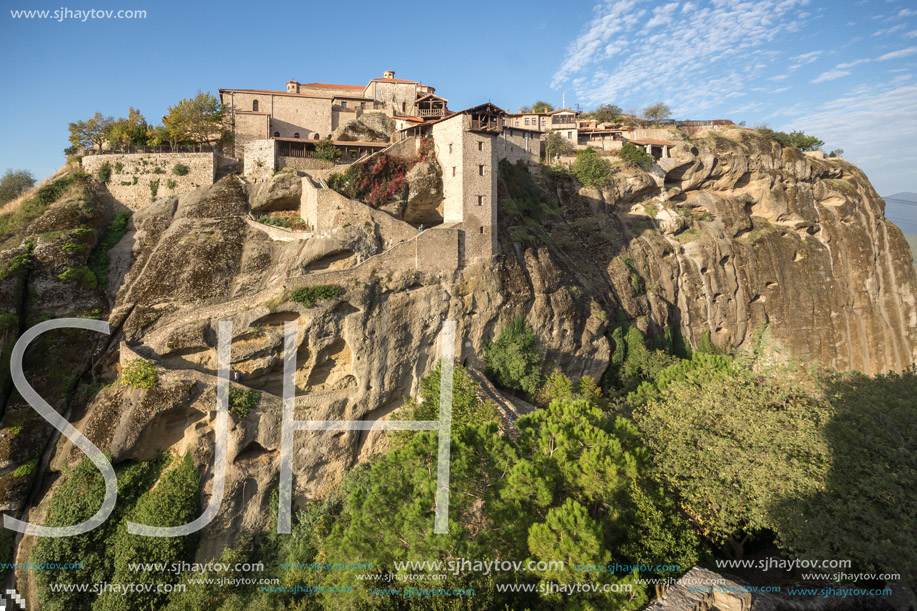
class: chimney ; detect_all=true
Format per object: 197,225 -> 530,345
383,70 -> 395,79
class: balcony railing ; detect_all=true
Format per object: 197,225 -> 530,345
418,108 -> 445,117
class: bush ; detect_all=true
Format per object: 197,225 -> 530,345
619,142 -> 653,170
96,162 -> 112,183
326,154 -> 411,208
313,139 -> 342,162
0,168 -> 36,204
13,457 -> 38,478
149,178 -> 159,201
171,163 -> 189,176
289,284 -> 343,308
229,387 -> 260,419
757,128 -> 824,151
572,147 -> 614,187
121,359 -> 158,389
484,315 -> 543,396
57,266 -> 98,289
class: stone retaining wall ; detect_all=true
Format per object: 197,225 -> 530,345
82,152 -> 215,210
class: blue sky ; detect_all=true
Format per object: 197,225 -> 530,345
1,0 -> 915,200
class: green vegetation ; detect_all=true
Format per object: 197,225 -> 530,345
120,359 -> 158,389
13,456 -> 38,478
327,154 -> 412,208
519,100 -> 554,113
86,211 -> 131,288
544,131 -> 572,162
149,178 -> 159,201
0,172 -> 87,248
643,102 -> 671,125
229,387 -> 261,419
758,128 -> 824,151
96,161 -> 112,183
619,141 -> 654,170
401,363 -> 499,428
57,266 -> 99,289
571,146 -> 614,188
484,315 -> 543,396
289,284 -> 344,308
0,168 -> 36,205
314,138 -> 342,162
171,163 -> 189,176
256,214 -> 309,231
590,103 -> 623,123
32,453 -> 200,611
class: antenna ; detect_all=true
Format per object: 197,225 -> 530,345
562,92 -> 566,109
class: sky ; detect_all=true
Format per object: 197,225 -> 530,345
1,0 -> 915,204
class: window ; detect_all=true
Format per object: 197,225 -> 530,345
478,165 -> 484,176
449,143 -> 453,153
452,167 -> 456,177
477,195 -> 484,206
252,100 -> 259,111
568,131 -> 573,139
361,102 -> 366,109
341,101 -> 347,108
273,131 -> 280,138
293,133 -> 300,139
478,141 -> 483,151
402,102 -> 406,112
524,118 -> 529,125
479,227 -> 484,234
314,134 -> 320,140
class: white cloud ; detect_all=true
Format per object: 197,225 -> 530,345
877,46 -> 917,60
873,23 -> 906,36
837,58 -> 872,69
907,30 -> 917,38
789,50 -> 823,70
551,0 -> 811,109
811,69 -> 852,83
899,8 -> 917,16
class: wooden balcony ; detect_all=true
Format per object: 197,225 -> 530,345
418,108 -> 445,117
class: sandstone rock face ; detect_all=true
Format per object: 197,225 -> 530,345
5,129 -> 916,562
332,112 -> 395,143
403,159 -> 444,225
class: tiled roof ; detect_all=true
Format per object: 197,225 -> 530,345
301,82 -> 365,90
219,88 -> 331,99
370,77 -> 418,84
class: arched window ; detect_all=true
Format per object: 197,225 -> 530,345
313,134 -> 320,140
293,133 -> 300,139
273,131 -> 280,137
252,100 -> 259,111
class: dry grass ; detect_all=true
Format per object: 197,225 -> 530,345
0,165 -> 70,216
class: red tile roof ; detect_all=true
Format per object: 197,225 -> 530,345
370,77 -> 418,84
302,82 -> 366,90
219,88 -> 331,99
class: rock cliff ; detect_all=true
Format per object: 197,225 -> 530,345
3,128 -> 916,566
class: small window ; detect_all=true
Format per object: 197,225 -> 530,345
479,227 -> 484,234
314,134 -> 320,140
452,167 -> 456,177
360,102 -> 366,109
341,101 -> 347,108
273,131 -> 280,137
524,118 -> 529,125
293,133 -> 300,139
568,131 -> 573,139
252,100 -> 259,111
478,141 -> 483,151
448,143 -> 453,153
478,165 -> 484,176
402,102 -> 406,112
477,195 -> 484,206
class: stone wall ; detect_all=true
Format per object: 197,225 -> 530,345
301,177 -> 417,246
431,114 -> 498,262
244,140 -> 276,181
277,156 -> 335,173
496,128 -> 541,165
81,152 -> 215,210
